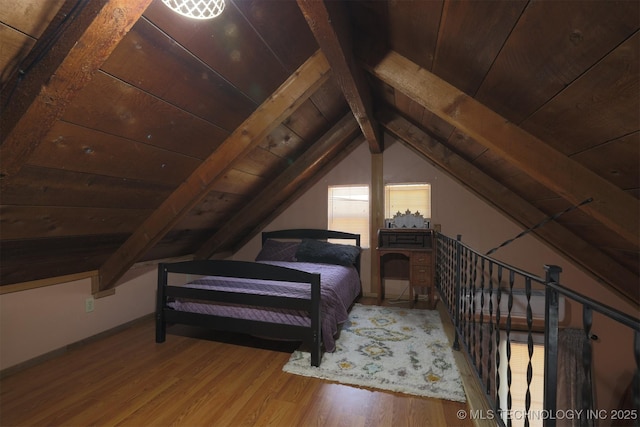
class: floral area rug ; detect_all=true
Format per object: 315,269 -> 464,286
282,303 -> 466,402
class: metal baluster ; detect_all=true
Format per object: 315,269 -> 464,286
447,238 -> 454,307
582,306 -> 594,417
453,235 -> 462,351
525,277 -> 533,427
543,266 -> 561,427
479,257 -> 485,382
496,266 -> 503,415
452,239 -> 457,306
471,252 -> 478,367
453,240 -> 457,304
438,238 -> 444,303
506,270 -> 515,427
462,247 -> 470,353
450,239 -> 455,306
436,239 -> 448,306
443,239 -> 447,297
634,331 -> 640,415
436,239 -> 452,305
487,261 -> 494,396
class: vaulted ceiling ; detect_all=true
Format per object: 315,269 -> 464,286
1,0 -> 638,305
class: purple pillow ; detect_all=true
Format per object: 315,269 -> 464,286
255,239 -> 300,262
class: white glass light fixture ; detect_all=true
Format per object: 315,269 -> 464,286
161,0 -> 225,20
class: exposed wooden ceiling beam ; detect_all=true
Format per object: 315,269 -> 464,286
194,113 -> 361,259
98,50 -> 332,291
297,0 -> 382,153
369,50 -> 639,247
234,136 -> 365,254
0,0 -> 153,178
381,109 -> 639,305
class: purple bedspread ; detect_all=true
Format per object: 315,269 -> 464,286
168,261 -> 361,352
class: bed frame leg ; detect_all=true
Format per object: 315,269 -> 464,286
156,263 -> 167,343
156,313 -> 166,343
311,336 -> 321,367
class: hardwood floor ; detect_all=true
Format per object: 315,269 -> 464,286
0,300 -> 478,426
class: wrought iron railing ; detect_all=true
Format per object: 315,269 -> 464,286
436,233 -> 640,427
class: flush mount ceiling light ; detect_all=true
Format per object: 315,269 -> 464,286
162,0 -> 225,20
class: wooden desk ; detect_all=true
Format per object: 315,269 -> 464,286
377,229 -> 437,308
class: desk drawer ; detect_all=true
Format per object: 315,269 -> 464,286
411,265 -> 432,285
411,251 -> 432,266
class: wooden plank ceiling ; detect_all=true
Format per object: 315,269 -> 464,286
1,0 -> 638,304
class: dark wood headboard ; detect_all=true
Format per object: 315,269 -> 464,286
261,229 -> 361,273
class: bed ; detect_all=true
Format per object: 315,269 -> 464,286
155,229 -> 362,367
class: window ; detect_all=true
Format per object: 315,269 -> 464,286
328,185 -> 369,246
385,183 -> 431,219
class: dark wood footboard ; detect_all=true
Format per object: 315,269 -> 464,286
156,259 -> 323,366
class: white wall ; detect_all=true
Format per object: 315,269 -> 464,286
0,265 -> 157,371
